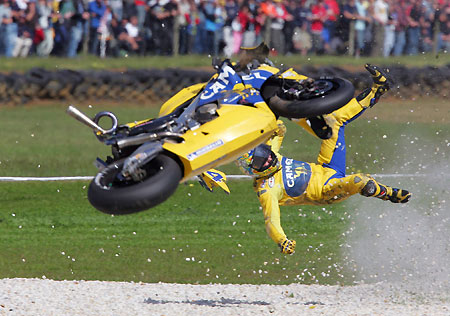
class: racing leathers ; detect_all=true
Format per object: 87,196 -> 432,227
236,67 -> 411,254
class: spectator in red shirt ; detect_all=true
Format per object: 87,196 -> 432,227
310,0 -> 327,54
261,0 -> 291,55
323,0 -> 339,53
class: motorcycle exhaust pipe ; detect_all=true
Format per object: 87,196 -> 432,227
116,131 -> 184,148
66,105 -> 108,134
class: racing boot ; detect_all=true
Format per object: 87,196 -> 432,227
357,64 -> 394,108
279,238 -> 296,254
361,178 -> 411,203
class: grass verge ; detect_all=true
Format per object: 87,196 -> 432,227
0,180 -> 353,285
0,53 -> 448,72
0,98 -> 448,285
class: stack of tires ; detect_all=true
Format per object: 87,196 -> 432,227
0,65 -> 448,106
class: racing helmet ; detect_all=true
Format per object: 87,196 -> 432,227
236,144 -> 280,178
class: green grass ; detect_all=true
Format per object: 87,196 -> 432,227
0,104 -> 160,176
0,180 -> 352,285
0,53 -> 449,72
0,100 -> 448,285
0,102 -> 447,177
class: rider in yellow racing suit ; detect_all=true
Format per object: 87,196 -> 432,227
236,65 -> 411,254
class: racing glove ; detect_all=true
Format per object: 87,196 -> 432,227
278,238 -> 296,254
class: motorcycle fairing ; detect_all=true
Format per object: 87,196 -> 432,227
197,169 -> 230,194
278,68 -> 309,81
220,88 -> 265,106
241,67 -> 279,90
162,101 -> 277,181
158,82 -> 206,117
199,63 -> 244,105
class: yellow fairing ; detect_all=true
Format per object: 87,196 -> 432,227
158,83 -> 206,117
198,169 -> 230,194
290,118 -> 314,138
163,102 -> 277,181
279,68 -> 308,81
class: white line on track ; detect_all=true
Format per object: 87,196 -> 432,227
0,174 -> 428,182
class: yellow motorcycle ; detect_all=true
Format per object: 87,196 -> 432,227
67,44 -> 355,215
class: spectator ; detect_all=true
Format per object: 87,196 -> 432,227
261,0 -> 290,55
193,0 -> 207,54
243,0 -> 261,49
392,0 -> 409,56
284,0 -> 297,54
24,0 -> 35,23
51,0 -> 69,56
406,0 -> 422,55
341,0 -> 357,53
235,3 -> 258,51
223,0 -> 238,57
214,0 -> 226,55
231,3 -> 244,54
310,0 -> 327,54
323,0 -> 340,53
88,0 -> 107,55
372,0 -> 389,56
354,0 -> 370,57
0,0 -> 446,58
36,0 -> 53,56
0,0 -> 18,57
292,0 -> 311,56
12,15 -> 33,57
438,0 -> 450,51
161,0 -> 178,55
109,0 -> 123,21
203,0 -> 219,55
62,0 -> 89,58
177,0 -> 192,55
419,0 -> 434,52
384,0 -> 396,57
123,15 -> 142,54
270,0 -> 291,55
109,15 -> 130,56
150,0 -> 178,56
187,0 -> 198,53
133,0 -> 146,31
98,5 -> 112,57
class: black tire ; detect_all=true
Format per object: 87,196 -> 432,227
266,77 -> 355,119
88,153 -> 182,215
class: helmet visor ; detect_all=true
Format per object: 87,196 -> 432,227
251,144 -> 277,172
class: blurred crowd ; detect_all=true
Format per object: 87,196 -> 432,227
0,0 -> 449,58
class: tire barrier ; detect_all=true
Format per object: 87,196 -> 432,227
0,65 -> 448,106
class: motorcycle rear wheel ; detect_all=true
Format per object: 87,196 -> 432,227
266,78 -> 355,118
88,154 -> 182,215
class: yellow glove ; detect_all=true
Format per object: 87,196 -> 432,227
278,238 -> 296,254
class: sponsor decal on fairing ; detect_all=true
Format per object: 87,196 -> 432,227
187,140 -> 224,161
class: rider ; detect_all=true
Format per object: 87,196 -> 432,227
236,64 -> 411,255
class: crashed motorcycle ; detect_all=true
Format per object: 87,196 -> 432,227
67,45 -> 355,215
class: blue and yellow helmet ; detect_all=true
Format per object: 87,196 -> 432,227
236,144 -> 280,178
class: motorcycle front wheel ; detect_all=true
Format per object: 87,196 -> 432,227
88,154 -> 182,215
266,78 -> 355,118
